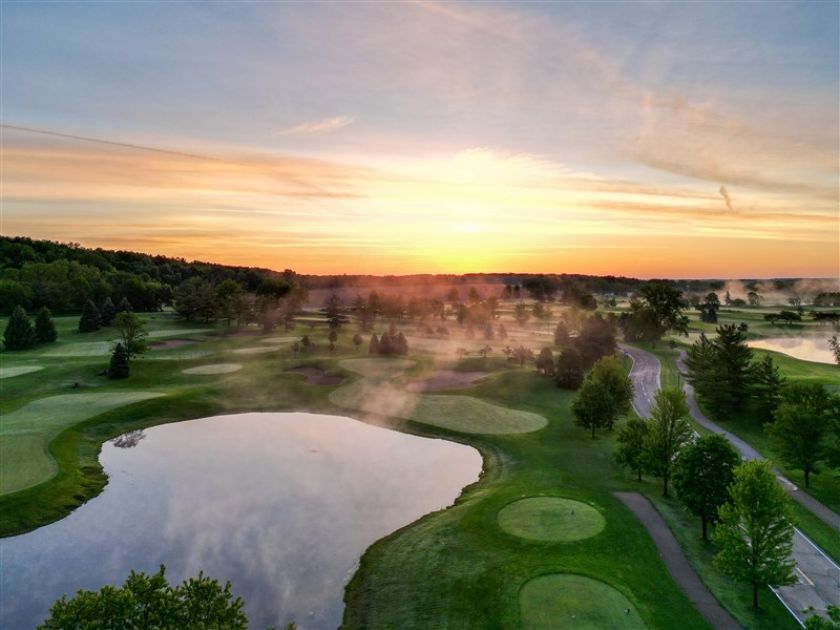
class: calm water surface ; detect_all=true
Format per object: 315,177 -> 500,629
747,337 -> 837,365
0,412 -> 481,629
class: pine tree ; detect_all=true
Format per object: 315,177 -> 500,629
3,305 -> 36,350
117,297 -> 133,313
108,342 -> 130,379
100,297 -> 117,326
78,300 -> 101,333
751,355 -> 785,423
34,306 -> 58,343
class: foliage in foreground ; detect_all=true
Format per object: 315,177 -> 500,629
37,565 -> 248,630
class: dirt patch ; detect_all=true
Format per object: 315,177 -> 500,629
405,370 -> 488,392
287,367 -> 344,385
149,339 -> 196,350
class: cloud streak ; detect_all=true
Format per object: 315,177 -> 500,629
278,116 -> 354,136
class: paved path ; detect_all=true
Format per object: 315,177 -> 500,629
620,344 -> 660,419
625,345 -> 840,625
615,492 -> 740,630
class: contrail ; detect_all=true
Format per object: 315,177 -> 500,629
1,124 -> 222,162
718,184 -> 733,211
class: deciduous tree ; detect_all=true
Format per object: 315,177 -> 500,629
614,418 -> 649,481
643,388 -> 693,496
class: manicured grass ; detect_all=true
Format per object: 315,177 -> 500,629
0,433 -> 53,495
0,365 -> 43,379
181,363 -> 243,375
520,574 -> 644,629
498,497 -> 606,542
338,357 -> 416,377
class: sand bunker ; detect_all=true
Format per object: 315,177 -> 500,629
498,497 -> 605,542
287,367 -> 344,385
232,346 -> 279,355
0,365 -> 44,380
182,363 -> 242,375
406,370 -> 488,392
520,574 -> 643,629
149,339 -> 195,350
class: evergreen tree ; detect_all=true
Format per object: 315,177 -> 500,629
369,333 -> 380,355
117,297 -> 133,313
3,305 -> 36,350
713,460 -> 795,609
78,300 -> 101,333
713,324 -> 755,415
536,347 -> 555,376
100,297 -> 117,326
751,355 -> 785,423
108,342 -> 130,379
614,418 -> 649,481
673,435 -> 740,540
34,306 -> 58,343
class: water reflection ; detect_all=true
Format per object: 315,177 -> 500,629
747,337 -> 837,365
111,429 -> 145,448
0,413 -> 481,629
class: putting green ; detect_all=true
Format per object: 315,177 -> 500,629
498,497 -> 606,542
43,341 -> 111,357
520,574 -> 644,629
1,391 -> 164,495
329,380 -> 547,434
339,358 -> 416,378
0,365 -> 43,379
182,363 -> 242,375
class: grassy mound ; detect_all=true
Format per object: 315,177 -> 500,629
329,380 -> 547,435
1,391 -> 164,495
182,363 -> 242,375
520,574 -> 644,629
0,365 -> 43,379
338,357 -> 416,378
498,497 -> 606,542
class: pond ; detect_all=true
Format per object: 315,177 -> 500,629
0,412 -> 482,629
747,336 -> 837,365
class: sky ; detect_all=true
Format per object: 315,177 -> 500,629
1,1 -> 838,278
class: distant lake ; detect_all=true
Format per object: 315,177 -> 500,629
747,337 -> 837,365
0,412 -> 481,629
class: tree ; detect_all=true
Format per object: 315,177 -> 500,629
328,329 -> 338,351
829,336 -> 840,366
117,297 -> 133,313
768,384 -> 835,487
352,333 -> 363,349
751,355 -> 785,423
712,460 -> 795,609
34,306 -> 58,343
555,346 -> 585,389
174,278 -> 216,322
589,356 -> 634,430
78,299 -> 101,333
113,312 -> 148,359
514,302 -> 530,326
573,378 -> 613,438
614,418 -> 649,481
536,347 -> 555,376
216,280 -> 243,327
554,322 -> 569,348
100,296 -> 117,326
576,314 -> 617,368
685,324 -> 754,417
108,342 -> 130,379
37,565 -> 247,629
512,345 -> 534,367
672,435 -> 740,540
747,291 -> 762,307
3,305 -> 35,350
369,333 -> 380,355
697,292 -> 720,323
623,283 -> 688,342
643,388 -> 693,496
805,606 -> 840,630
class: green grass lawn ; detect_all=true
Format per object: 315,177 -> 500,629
498,497 -> 606,542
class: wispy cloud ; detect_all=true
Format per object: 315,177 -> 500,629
277,116 -> 354,136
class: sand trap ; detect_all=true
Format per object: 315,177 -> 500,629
232,346 -> 279,355
288,367 -> 344,385
406,370 -> 488,392
339,358 -> 416,378
182,363 -> 242,375
498,497 -> 605,542
520,574 -> 643,629
149,339 -> 195,350
0,365 -> 44,380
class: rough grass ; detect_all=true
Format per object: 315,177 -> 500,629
181,363 -> 243,375
519,574 -> 645,629
498,497 -> 606,542
0,391 -> 164,495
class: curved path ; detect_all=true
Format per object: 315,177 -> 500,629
626,344 -> 840,625
620,344 -> 660,419
615,492 -> 740,630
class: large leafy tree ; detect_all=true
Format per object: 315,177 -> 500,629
713,460 -> 795,609
622,283 -> 688,342
3,305 -> 35,350
768,383 -> 836,487
614,417 -> 649,481
555,346 -> 585,390
572,356 -> 633,436
673,435 -> 740,539
643,388 -> 693,496
572,378 -> 613,438
113,312 -> 148,359
37,565 -> 247,629
34,306 -> 58,344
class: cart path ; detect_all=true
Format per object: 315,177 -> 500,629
615,492 -> 740,630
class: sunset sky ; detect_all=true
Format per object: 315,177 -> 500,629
2,1 -> 838,278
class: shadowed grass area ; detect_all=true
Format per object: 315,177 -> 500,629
520,574 -> 644,629
498,497 -> 606,542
